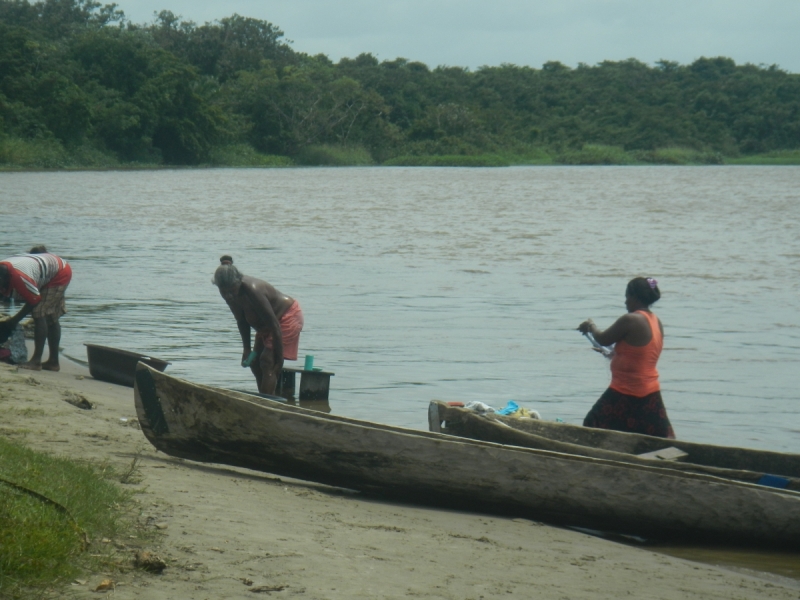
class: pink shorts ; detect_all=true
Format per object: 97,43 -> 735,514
259,300 -> 304,360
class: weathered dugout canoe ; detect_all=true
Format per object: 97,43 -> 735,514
428,401 -> 800,488
133,364 -> 800,548
85,344 -> 170,387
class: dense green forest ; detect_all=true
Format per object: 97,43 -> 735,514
1,0 -> 799,168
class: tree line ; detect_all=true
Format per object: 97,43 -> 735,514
1,0 -> 799,167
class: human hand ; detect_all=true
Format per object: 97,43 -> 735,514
577,319 -> 595,334
0,321 -> 12,345
241,350 -> 258,368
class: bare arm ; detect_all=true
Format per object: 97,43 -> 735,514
242,285 -> 283,364
9,303 -> 34,327
0,303 -> 34,344
0,302 -> 34,330
236,314 -> 252,353
224,299 -> 252,359
577,313 -> 637,347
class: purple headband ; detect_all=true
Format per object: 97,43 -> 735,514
646,277 -> 658,289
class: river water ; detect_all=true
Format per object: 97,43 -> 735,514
1,166 -> 798,453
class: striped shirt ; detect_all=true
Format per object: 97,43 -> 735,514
0,254 -> 71,305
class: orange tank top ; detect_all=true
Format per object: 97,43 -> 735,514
609,310 -> 662,396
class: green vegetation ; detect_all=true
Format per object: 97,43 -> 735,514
296,144 -> 374,166
0,437 -> 142,599
725,150 -> 800,165
383,154 -> 511,167
208,144 -> 294,167
633,147 -> 723,165
0,137 -> 122,169
1,0 -> 798,168
556,145 -> 635,165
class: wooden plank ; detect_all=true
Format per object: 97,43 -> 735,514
638,447 -> 689,461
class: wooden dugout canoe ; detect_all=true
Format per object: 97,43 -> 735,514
133,364 -> 800,548
428,401 -> 800,489
85,344 -> 170,387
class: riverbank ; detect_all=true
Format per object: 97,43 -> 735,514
0,357 -> 798,599
2,141 -> 799,170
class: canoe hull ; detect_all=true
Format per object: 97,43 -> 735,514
85,344 -> 169,387
429,401 -> 800,480
134,365 -> 800,548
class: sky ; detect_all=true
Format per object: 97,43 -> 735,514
118,0 -> 800,73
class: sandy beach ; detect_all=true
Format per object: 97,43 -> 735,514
1,356 -> 798,600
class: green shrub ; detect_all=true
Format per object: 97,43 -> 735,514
296,144 -> 374,166
726,150 -> 800,165
633,147 -> 724,165
556,144 -> 635,165
63,144 -> 122,168
0,138 -> 125,169
0,137 -> 69,169
208,144 -> 294,167
510,148 -> 555,165
383,154 -> 511,167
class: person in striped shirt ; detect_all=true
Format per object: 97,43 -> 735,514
0,250 -> 72,371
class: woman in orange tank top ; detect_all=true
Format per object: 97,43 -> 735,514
577,277 -> 675,439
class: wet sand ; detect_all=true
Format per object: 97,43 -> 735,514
1,357 -> 798,599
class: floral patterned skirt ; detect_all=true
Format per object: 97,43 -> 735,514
583,387 -> 676,439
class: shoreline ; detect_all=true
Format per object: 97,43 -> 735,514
3,161 -> 800,173
1,356 -> 798,598
2,148 -> 800,173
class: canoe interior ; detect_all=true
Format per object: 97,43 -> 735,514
228,388 -> 332,413
85,343 -> 170,387
430,401 -> 800,482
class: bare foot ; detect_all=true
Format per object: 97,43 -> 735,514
19,361 -> 43,371
42,362 -> 61,372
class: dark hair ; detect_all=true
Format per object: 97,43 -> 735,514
219,255 -> 233,265
626,277 -> 661,306
29,245 -> 48,254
